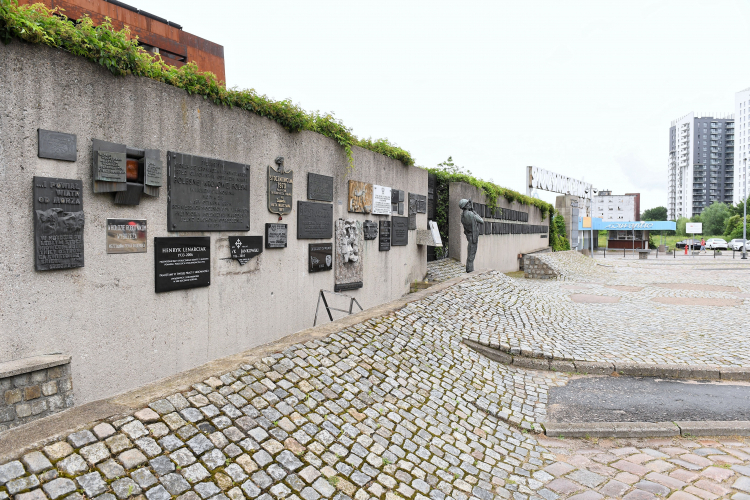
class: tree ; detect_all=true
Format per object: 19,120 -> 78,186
550,211 -> 570,251
699,202 -> 730,236
676,217 -> 689,236
641,206 -> 667,221
725,215 -> 750,240
728,197 -> 750,218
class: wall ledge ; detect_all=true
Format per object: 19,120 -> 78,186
0,355 -> 72,379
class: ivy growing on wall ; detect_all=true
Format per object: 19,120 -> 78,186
0,0 -> 414,170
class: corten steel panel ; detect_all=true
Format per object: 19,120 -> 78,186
19,0 -> 224,81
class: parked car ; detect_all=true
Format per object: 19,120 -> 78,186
730,238 -> 749,251
675,240 -> 701,250
705,238 -> 728,250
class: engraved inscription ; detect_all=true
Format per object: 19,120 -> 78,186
33,177 -> 85,271
392,216 -> 409,246
95,151 -> 127,182
265,223 -> 288,248
154,237 -> 210,293
307,173 -> 333,202
379,220 -> 391,251
38,129 -> 76,161
298,201 -> 333,239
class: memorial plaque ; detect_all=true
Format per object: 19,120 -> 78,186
398,202 -> 404,215
392,216 -> 409,246
307,173 -> 333,202
363,220 -> 378,240
417,195 -> 427,214
265,223 -> 287,248
391,189 -> 400,205
38,129 -> 76,162
372,185 -> 391,215
144,149 -> 162,188
167,151 -> 250,231
297,201 -> 333,239
229,236 -> 262,265
379,220 -> 391,251
154,237 -> 210,293
309,243 -> 333,272
408,193 -> 417,230
268,157 -> 293,215
94,150 -> 127,183
334,219 -> 363,292
399,190 -> 404,202
106,218 -> 147,254
348,180 -> 372,213
33,176 -> 84,271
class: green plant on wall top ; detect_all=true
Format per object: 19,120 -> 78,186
427,157 -> 554,220
0,0 -> 414,171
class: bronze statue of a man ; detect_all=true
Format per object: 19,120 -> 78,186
460,199 -> 483,272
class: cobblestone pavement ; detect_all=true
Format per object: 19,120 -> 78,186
538,434 -> 750,500
461,253 -> 750,366
425,260 -> 467,284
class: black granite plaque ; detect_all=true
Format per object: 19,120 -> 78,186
38,129 -> 76,162
229,236 -> 262,265
167,152 -> 250,231
94,150 -> 127,183
398,202 -> 404,215
297,201 -> 333,239
363,220 -> 378,240
398,190 -> 404,202
417,195 -> 427,214
379,220 -> 391,251
392,217 -> 409,246
307,173 -> 333,202
335,282 -> 363,292
309,243 -> 333,272
144,149 -> 162,188
268,159 -> 293,215
154,236 -> 210,293
33,177 -> 84,271
408,193 -> 417,230
265,223 -> 287,248
392,203 -> 398,212
391,189 -> 400,205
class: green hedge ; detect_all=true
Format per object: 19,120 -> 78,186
0,0 -> 414,169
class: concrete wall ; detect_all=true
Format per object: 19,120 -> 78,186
0,42 -> 427,405
448,182 -> 549,272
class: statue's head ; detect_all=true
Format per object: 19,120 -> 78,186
459,199 -> 472,210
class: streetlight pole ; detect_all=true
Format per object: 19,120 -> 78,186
743,157 -> 747,259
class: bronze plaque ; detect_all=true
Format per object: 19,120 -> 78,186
106,218 -> 147,254
268,158 -> 293,215
33,177 -> 85,271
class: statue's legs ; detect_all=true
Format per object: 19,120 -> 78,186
466,241 -> 477,273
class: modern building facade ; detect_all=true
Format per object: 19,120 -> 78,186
735,88 -> 750,205
18,0 -> 225,82
591,192 -> 647,248
668,113 -> 734,220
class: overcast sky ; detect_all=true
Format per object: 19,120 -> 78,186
129,0 -> 750,212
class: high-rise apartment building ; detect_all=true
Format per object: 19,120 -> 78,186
735,88 -> 750,205
668,113 -> 734,220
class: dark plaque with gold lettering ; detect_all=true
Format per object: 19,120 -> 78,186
154,236 -> 210,293
268,157 -> 293,215
38,129 -> 76,162
297,201 -> 333,239
392,216 -> 408,246
229,236 -> 262,265
379,220 -> 391,251
265,223 -> 287,248
33,176 -> 85,271
307,173 -> 333,202
167,151 -> 250,231
309,243 -> 332,272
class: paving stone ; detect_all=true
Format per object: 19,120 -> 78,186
80,442 -> 111,465
43,442 -> 73,461
21,453 -> 51,474
132,467 -> 158,488
13,489 -> 47,500
181,463 -> 210,483
160,473 -> 191,495
77,472 -> 108,497
194,482 -> 221,499
119,449 -> 147,469
7,474 -> 40,495
145,485 -> 171,500
186,435 -> 214,455
106,435 -> 133,455
42,478 -> 76,499
224,464 -> 248,483
68,431 -> 97,449
241,480 -> 261,498
121,421 -> 149,440
58,454 -> 88,476
0,461 -> 25,485
112,477 -> 142,499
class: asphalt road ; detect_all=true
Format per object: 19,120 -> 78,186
548,376 -> 750,422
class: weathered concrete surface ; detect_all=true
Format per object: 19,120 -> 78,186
0,41 -> 427,406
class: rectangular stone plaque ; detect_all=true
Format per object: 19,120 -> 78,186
265,223 -> 287,248
154,236 -> 210,293
33,176 -> 84,271
417,195 -> 427,214
167,151 -> 250,231
348,180 -> 373,213
392,217 -> 408,246
363,220 -> 378,240
398,202 -> 404,215
335,219 -> 363,291
38,129 -> 76,161
408,193 -> 417,230
106,218 -> 147,254
307,173 -> 333,202
379,220 -> 391,251
391,189 -> 400,205
268,163 -> 293,215
399,190 -> 404,202
229,236 -> 262,265
309,243 -> 332,272
372,185 -> 392,215
94,150 -> 127,183
144,149 -> 162,188
297,201 -> 333,239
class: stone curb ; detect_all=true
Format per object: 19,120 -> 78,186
462,339 -> 750,381
543,421 -> 750,438
0,270 -> 481,463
